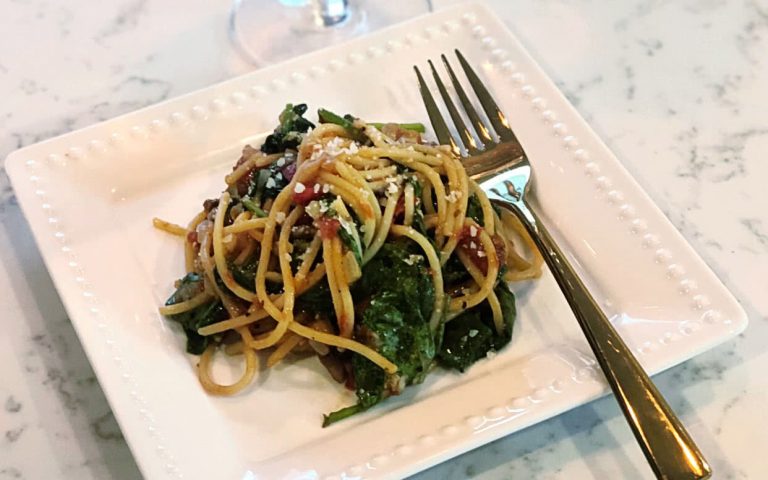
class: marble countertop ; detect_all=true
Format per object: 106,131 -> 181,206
1,0 -> 766,478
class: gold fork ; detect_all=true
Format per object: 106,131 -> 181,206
415,50 -> 711,480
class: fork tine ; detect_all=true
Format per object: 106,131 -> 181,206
414,65 -> 461,156
428,60 -> 480,156
440,54 -> 494,148
454,49 -> 518,143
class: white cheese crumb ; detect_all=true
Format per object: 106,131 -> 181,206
486,350 -> 497,359
276,157 -> 285,167
402,254 -> 422,266
387,182 -> 399,194
265,177 -> 276,189
469,241 -> 477,249
445,190 -> 461,202
347,142 -> 359,154
324,137 -> 344,157
477,250 -> 486,258
470,225 -> 478,237
468,329 -> 479,338
310,143 -> 323,161
294,182 -> 306,194
322,183 -> 331,194
313,183 -> 320,193
275,212 -> 286,224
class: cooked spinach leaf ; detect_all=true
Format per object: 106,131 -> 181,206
323,241 -> 437,426
164,273 -> 227,354
318,108 -> 356,132
166,272 -> 204,304
246,157 -> 292,204
359,291 -> 435,384
442,254 -> 470,286
369,122 -> 426,133
437,282 -> 517,372
322,404 -> 365,427
466,194 -> 484,226
317,108 -> 369,143
295,278 -> 336,317
261,103 -> 315,154
229,258 -> 257,290
356,241 -> 435,320
240,197 -> 266,217
337,218 -> 363,265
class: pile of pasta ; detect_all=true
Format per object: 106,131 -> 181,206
155,118 -> 542,397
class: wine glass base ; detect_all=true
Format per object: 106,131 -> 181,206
230,0 -> 432,66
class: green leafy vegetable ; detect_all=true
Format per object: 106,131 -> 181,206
355,241 -> 434,321
437,282 -> 517,371
466,194 -> 484,226
229,258 -> 257,290
241,198 -> 267,217
295,278 -> 336,317
321,197 -> 363,265
442,254 -> 471,286
337,219 -> 363,265
317,108 -> 426,137
369,122 -> 426,133
317,108 -> 367,142
318,108 -> 357,131
359,291 -> 435,383
261,103 -> 315,154
247,158 -> 291,204
164,273 -> 227,354
322,404 -> 364,427
323,241 -> 437,426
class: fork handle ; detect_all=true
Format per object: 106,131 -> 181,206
503,199 -> 711,480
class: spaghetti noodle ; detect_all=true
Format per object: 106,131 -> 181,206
157,104 -> 542,425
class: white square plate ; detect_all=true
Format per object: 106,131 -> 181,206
5,3 -> 747,479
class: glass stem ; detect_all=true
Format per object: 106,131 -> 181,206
314,0 -> 349,27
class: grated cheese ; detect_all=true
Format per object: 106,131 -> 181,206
445,190 -> 461,202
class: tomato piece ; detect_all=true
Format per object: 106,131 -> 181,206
292,182 -> 324,206
317,217 -> 341,240
457,225 -> 506,275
